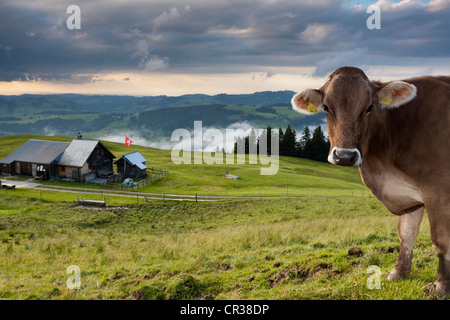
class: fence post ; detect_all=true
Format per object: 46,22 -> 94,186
196,193 -> 198,203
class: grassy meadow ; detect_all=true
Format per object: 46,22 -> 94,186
0,135 -> 442,300
0,135 -> 365,197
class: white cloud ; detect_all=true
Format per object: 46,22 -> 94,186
131,38 -> 169,71
251,71 -> 275,81
427,0 -> 450,12
154,7 -> 180,28
131,39 -> 149,60
142,56 -> 169,71
365,65 -> 436,80
42,126 -> 57,136
299,23 -> 335,45
95,121 -> 256,153
314,47 -> 368,77
373,0 -> 425,10
370,0 -> 450,12
0,44 -> 12,51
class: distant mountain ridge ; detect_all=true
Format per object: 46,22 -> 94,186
0,91 -> 326,140
0,91 -> 296,114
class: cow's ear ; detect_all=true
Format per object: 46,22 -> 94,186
291,89 -> 323,115
377,81 -> 417,109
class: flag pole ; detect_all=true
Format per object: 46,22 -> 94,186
124,136 -> 133,179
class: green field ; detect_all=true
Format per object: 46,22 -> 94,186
0,135 -> 365,197
0,135 -> 442,300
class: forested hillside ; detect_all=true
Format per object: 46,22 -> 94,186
0,92 -> 326,141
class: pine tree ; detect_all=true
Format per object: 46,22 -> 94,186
278,127 -> 284,155
257,126 -> 272,155
266,126 -> 272,155
234,136 -> 244,154
293,128 -> 301,157
308,126 -> 329,162
244,136 -> 249,154
299,126 -> 311,151
271,129 -> 280,156
248,128 -> 257,155
281,124 -> 297,157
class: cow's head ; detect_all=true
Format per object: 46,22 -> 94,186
291,66 -> 417,166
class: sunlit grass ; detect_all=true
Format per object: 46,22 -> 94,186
0,135 -> 443,300
0,192 -> 440,300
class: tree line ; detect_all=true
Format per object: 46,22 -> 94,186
233,125 -> 330,162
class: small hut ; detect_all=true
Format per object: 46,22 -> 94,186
114,151 -> 147,179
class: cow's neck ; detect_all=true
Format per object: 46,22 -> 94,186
358,109 -> 425,214
360,109 -> 391,165
358,109 -> 397,190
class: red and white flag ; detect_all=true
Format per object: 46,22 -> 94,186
125,136 -> 133,148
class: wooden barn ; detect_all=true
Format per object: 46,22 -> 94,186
114,151 -> 147,179
57,139 -> 115,182
0,140 -> 70,179
0,138 -> 116,182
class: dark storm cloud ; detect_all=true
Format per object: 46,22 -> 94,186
0,0 -> 449,82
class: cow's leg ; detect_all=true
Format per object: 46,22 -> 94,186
388,206 -> 424,281
427,202 -> 450,298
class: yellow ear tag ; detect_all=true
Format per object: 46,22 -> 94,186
307,102 -> 318,113
380,95 -> 392,106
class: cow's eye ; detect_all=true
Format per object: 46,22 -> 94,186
365,104 -> 373,115
322,104 -> 329,112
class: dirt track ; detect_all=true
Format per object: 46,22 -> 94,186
2,177 -> 347,202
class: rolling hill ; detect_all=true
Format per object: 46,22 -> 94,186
0,92 -> 326,143
0,134 -> 364,197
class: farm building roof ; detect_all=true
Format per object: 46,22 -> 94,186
0,140 -> 70,165
57,139 -> 114,168
114,151 -> 147,170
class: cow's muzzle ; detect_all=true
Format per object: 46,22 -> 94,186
328,147 -> 362,166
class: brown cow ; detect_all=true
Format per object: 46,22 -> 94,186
291,66 -> 450,298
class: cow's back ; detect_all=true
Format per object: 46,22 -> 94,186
429,75 -> 450,86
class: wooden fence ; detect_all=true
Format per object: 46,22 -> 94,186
101,167 -> 168,191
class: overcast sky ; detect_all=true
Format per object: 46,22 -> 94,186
1,0 -> 450,95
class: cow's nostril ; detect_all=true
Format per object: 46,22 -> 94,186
332,148 -> 339,161
332,148 -> 360,166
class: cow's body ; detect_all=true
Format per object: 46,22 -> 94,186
291,67 -> 450,298
359,75 -> 450,215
